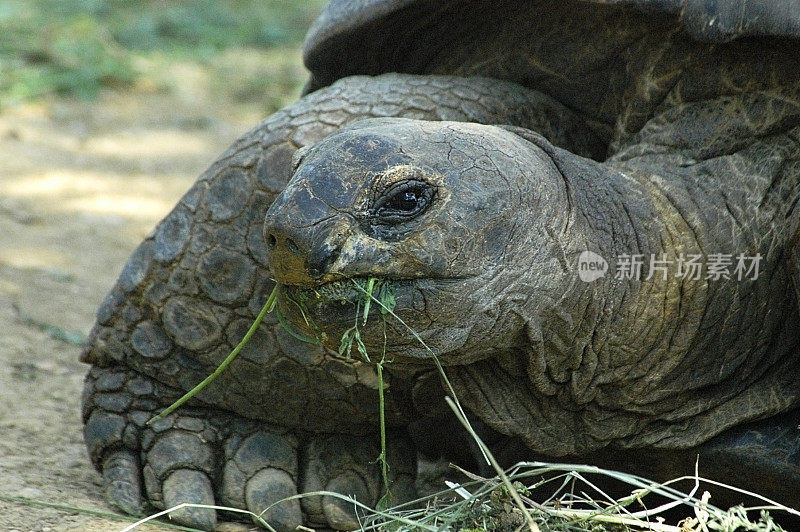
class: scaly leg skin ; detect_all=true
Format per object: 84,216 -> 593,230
82,365 -> 415,531
81,73 -> 596,530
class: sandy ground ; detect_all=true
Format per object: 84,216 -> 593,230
0,70 -> 285,531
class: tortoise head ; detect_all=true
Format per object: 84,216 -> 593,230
263,118 -> 571,363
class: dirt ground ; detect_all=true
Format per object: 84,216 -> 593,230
0,66 -> 286,531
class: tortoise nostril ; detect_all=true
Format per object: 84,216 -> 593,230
264,218 -> 349,284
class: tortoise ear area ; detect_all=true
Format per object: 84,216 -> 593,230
495,124 -> 554,153
494,123 -> 569,172
495,123 -> 606,162
496,123 -> 587,215
496,123 -> 597,169
291,145 -> 312,173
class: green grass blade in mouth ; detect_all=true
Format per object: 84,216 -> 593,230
362,277 -> 376,325
376,280 -> 396,315
275,305 -> 322,345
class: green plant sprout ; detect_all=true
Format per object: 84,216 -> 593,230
353,278 -> 397,509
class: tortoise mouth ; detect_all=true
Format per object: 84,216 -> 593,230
301,277 -> 375,302
275,276 -> 431,354
277,277 -> 407,324
276,276 -> 398,322
275,275 -> 474,362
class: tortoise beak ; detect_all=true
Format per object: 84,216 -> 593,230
264,178 -> 358,287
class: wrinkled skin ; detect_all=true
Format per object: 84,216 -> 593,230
82,3 -> 800,530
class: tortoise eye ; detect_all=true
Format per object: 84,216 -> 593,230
372,180 -> 434,223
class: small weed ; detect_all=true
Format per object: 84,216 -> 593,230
338,277 -> 396,361
355,277 -> 397,509
0,493 -> 198,531
12,302 -> 87,346
332,278 -> 397,506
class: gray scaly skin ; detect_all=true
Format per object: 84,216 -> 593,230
269,110 -> 800,454
81,74 -> 598,530
82,1 -> 800,529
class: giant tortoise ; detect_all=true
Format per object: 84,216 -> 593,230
81,0 -> 800,529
